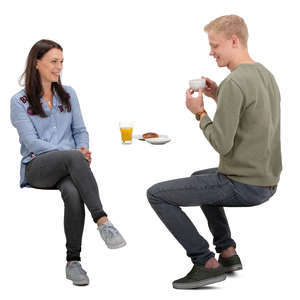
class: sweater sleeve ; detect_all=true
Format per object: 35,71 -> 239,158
199,79 -> 244,156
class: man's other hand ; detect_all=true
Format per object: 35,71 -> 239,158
202,76 -> 218,102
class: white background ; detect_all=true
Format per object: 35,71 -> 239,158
1,0 -> 299,299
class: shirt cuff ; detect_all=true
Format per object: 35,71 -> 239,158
76,143 -> 89,149
199,114 -> 213,131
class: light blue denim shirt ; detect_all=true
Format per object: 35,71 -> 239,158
10,86 -> 89,188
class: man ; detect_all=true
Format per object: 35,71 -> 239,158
147,15 -> 282,289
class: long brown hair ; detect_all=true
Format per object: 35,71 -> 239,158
20,39 -> 71,117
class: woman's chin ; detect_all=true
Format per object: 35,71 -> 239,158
51,77 -> 59,83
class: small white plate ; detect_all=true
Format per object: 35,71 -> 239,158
133,134 -> 168,141
145,136 -> 171,145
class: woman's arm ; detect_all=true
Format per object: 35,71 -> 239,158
10,96 -> 59,156
68,87 -> 89,150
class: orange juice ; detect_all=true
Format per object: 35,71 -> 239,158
120,127 -> 133,143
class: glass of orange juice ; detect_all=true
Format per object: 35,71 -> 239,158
119,122 -> 134,144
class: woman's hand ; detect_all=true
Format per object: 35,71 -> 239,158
202,76 -> 218,102
77,146 -> 92,164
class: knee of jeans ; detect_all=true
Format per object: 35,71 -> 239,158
65,150 -> 86,165
60,181 -> 83,207
147,183 -> 163,204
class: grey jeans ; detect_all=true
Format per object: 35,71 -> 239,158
25,150 -> 107,261
147,168 -> 277,265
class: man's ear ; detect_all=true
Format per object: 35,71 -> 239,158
231,34 -> 240,48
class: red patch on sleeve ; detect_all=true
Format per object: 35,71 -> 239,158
19,96 -> 28,104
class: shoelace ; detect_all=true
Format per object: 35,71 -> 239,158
101,224 -> 119,239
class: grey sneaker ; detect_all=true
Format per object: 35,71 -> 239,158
97,220 -> 126,249
66,261 -> 89,286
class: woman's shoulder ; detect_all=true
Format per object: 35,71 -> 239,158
11,89 -> 27,105
62,85 -> 80,104
62,85 -> 76,95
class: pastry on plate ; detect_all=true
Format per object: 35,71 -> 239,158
142,132 -> 159,139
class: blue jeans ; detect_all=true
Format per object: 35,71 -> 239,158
147,168 -> 277,265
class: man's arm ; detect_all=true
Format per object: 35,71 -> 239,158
199,79 -> 244,156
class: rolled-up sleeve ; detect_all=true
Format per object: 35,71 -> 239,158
10,97 -> 59,155
200,79 -> 244,156
69,87 -> 89,149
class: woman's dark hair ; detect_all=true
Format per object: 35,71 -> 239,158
20,39 -> 71,117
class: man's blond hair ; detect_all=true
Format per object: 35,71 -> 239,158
204,15 -> 248,47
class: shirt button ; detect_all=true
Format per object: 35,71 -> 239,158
53,126 -> 56,129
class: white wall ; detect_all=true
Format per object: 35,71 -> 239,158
1,0 -> 298,299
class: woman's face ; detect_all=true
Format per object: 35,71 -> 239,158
36,48 -> 63,84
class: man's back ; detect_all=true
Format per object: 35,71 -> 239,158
199,63 -> 282,186
216,63 -> 282,185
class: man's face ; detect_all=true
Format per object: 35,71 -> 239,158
208,30 -> 235,68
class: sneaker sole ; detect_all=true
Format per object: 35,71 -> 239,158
223,264 -> 243,273
172,274 -> 227,289
66,275 -> 89,286
107,240 -> 127,249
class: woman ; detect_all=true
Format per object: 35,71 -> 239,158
10,39 -> 126,286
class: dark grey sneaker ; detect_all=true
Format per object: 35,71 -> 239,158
97,221 -> 126,249
172,265 -> 227,289
218,254 -> 243,273
66,261 -> 89,286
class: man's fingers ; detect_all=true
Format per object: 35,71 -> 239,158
185,99 -> 189,108
186,88 -> 195,96
203,77 -> 216,88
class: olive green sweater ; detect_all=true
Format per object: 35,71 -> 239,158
200,63 -> 282,186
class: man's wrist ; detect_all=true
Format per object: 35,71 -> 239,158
195,108 -> 207,121
200,111 -> 207,121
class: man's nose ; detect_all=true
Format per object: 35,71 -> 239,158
209,50 -> 214,56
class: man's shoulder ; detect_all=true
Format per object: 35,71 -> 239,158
223,63 -> 264,90
218,75 -> 241,92
230,62 -> 274,81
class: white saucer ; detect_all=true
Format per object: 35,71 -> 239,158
145,136 -> 171,145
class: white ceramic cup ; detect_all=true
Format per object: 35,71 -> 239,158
189,78 -> 206,91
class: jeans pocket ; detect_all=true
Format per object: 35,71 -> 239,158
230,180 -> 273,206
